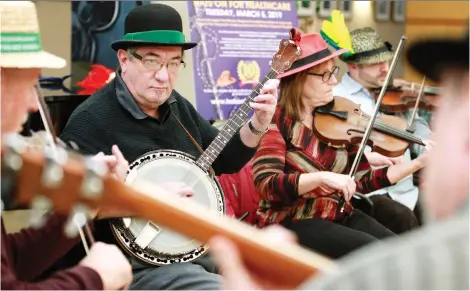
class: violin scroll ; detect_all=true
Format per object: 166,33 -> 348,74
371,82 -> 441,113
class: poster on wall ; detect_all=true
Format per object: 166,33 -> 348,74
187,1 -> 299,121
71,1 -> 150,88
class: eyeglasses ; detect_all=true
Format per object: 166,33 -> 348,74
307,66 -> 340,83
131,51 -> 186,73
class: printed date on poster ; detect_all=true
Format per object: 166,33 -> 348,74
194,1 -> 288,19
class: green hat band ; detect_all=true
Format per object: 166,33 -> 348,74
0,32 -> 42,53
123,30 -> 185,44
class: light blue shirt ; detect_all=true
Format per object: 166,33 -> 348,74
333,73 -> 430,210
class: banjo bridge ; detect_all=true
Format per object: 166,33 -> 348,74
133,221 -> 161,249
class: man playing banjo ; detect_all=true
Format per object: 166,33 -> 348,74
60,3 -> 278,290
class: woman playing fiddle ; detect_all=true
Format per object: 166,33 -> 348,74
252,32 -> 432,259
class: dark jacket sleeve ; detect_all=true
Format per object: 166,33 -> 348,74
195,112 -> 257,175
4,214 -> 89,281
60,110 -> 110,156
1,264 -> 103,290
1,215 -> 103,290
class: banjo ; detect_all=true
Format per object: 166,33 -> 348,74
110,29 -> 302,266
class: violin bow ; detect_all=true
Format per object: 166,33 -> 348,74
343,36 -> 408,207
34,84 -> 95,254
406,76 -> 427,133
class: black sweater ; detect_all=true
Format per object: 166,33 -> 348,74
60,73 -> 256,174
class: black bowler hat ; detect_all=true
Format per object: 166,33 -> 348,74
111,3 -> 197,51
406,29 -> 469,82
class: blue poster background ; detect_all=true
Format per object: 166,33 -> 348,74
187,1 -> 299,121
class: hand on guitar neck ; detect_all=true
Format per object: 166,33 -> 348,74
92,145 -> 129,182
209,225 -> 299,290
78,242 -> 132,290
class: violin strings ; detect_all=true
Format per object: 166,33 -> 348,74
360,112 -> 423,144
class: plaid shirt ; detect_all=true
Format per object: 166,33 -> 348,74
253,105 -> 392,227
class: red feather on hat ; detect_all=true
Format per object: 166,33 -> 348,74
77,64 -> 115,95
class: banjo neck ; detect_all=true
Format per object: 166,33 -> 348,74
196,69 -> 278,171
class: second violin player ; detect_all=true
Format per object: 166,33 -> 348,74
328,24 -> 432,233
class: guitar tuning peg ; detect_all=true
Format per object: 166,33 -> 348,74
3,133 -> 27,153
2,134 -> 27,172
80,157 -> 108,200
64,204 -> 92,238
41,146 -> 68,188
29,195 -> 52,228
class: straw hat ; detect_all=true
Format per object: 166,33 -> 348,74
340,27 -> 393,65
0,1 -> 66,69
278,32 -> 348,79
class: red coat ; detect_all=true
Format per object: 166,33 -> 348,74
217,161 -> 260,225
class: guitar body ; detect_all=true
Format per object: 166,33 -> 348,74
110,149 -> 225,266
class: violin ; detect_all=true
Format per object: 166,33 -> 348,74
1,133 -> 336,287
312,96 -> 425,158
371,82 -> 441,113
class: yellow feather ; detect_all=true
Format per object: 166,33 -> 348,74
320,9 -> 354,55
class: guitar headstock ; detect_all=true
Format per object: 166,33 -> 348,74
2,133 -> 109,236
1,134 -> 336,285
270,28 -> 302,75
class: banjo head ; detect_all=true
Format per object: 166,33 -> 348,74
110,149 -> 225,266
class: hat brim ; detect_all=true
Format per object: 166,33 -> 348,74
340,50 -> 393,65
278,48 -> 349,79
111,40 -> 198,51
0,50 -> 66,69
406,38 -> 469,82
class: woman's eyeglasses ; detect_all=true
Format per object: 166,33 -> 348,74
307,66 -> 340,83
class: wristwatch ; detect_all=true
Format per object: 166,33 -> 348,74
248,119 -> 268,136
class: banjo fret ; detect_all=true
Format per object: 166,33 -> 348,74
196,70 -> 278,168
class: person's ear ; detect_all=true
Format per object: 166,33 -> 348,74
117,49 -> 130,73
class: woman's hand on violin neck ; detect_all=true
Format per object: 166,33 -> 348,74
386,140 -> 435,184
415,139 -> 435,168
365,151 -> 404,167
319,172 -> 356,202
